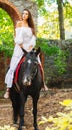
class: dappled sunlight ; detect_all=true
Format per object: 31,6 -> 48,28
0,125 -> 16,130
39,99 -> 72,130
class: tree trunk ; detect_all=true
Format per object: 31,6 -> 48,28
57,0 -> 65,40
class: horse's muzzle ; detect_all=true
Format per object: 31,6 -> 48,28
22,76 -> 31,86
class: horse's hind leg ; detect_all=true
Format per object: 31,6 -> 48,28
32,96 -> 39,130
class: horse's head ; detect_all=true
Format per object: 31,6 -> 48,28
22,47 -> 41,86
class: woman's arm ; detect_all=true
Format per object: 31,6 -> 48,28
14,21 -> 24,46
28,35 -> 36,51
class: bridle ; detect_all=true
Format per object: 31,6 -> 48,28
23,55 -> 39,80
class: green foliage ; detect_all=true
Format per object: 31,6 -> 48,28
0,43 -> 14,57
0,91 -> 4,97
36,38 -> 68,75
34,0 -> 72,39
0,8 -> 14,57
39,99 -> 72,130
34,0 -> 44,8
37,10 -> 60,39
54,49 -> 68,74
33,0 -> 72,39
36,38 -> 59,55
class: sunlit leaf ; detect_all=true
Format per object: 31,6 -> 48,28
59,99 -> 72,106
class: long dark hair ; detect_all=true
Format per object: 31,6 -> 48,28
23,9 -> 36,36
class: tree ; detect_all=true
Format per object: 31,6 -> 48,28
57,0 -> 65,39
34,0 -> 72,40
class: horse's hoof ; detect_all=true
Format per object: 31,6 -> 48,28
22,126 -> 26,129
13,123 -> 18,127
18,125 -> 25,130
18,127 -> 22,130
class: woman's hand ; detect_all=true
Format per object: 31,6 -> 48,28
19,44 -> 23,48
29,45 -> 33,50
14,43 -> 23,49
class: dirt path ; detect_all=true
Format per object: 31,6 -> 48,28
0,88 -> 72,130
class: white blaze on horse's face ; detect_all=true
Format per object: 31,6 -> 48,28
27,59 -> 32,64
22,59 -> 32,86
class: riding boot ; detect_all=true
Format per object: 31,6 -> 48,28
4,88 -> 10,99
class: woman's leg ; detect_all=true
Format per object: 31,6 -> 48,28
38,55 -> 48,91
40,65 -> 48,91
4,88 -> 10,99
4,56 -> 21,98
4,45 -> 24,98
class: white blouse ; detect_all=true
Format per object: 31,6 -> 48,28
14,27 -> 36,51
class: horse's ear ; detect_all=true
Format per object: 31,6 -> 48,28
32,48 -> 35,51
22,48 -> 27,55
36,47 -> 41,56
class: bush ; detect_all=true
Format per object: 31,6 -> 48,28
36,38 -> 68,75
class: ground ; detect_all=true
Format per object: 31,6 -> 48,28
0,88 -> 72,130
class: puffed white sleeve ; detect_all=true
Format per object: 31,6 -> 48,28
29,35 -> 36,48
14,28 -> 23,44
23,35 -> 36,51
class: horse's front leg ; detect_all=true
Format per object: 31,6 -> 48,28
10,88 -> 19,125
18,92 -> 27,130
32,96 -> 39,130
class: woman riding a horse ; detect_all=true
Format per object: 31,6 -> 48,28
4,8 -> 48,99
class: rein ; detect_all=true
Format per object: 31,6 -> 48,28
31,64 -> 38,80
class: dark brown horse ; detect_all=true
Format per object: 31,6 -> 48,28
9,47 -> 43,130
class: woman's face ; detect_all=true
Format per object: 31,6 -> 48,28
22,10 -> 29,21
